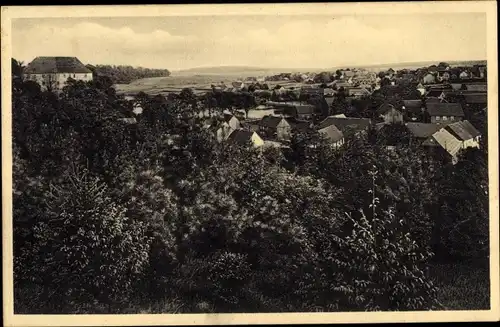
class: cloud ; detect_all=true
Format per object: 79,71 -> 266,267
12,14 -> 486,70
13,22 -> 198,67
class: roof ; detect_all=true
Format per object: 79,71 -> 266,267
287,119 -> 311,132
117,117 -> 138,124
426,102 -> 464,117
348,87 -> 371,96
445,120 -> 481,141
232,81 -> 244,88
432,129 -> 463,157
403,100 -> 423,112
451,83 -> 465,91
426,89 -> 447,98
24,56 -> 92,74
464,84 -> 487,92
294,105 -> 316,115
405,123 -> 441,138
464,93 -> 487,104
325,97 -> 335,108
260,115 -> 286,128
223,114 -> 238,123
317,116 -> 371,137
332,114 -> 347,118
318,124 -> 344,143
425,97 -> 442,104
226,129 -> 256,145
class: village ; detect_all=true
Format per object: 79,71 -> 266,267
21,57 -> 487,165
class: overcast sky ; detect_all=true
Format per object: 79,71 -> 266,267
12,13 -> 487,71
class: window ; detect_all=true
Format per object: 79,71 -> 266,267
73,74 -> 76,78
435,116 -> 440,121
442,116 -> 448,121
450,116 -> 455,120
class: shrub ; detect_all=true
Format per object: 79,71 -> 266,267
15,169 -> 152,312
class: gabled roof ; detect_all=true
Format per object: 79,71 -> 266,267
444,120 -> 481,141
426,102 -> 465,117
294,104 -> 316,115
259,115 -> 286,128
318,124 -> 344,143
464,93 -> 487,104
117,117 -> 137,124
287,118 -> 311,133
425,97 -> 442,104
226,129 -> 257,145
402,100 -> 423,113
426,89 -> 447,98
223,113 -> 239,123
24,56 -> 92,74
317,116 -> 371,137
405,123 -> 441,138
432,129 -> 463,157
348,87 -> 371,96
450,83 -> 465,91
464,84 -> 487,92
325,97 -> 335,108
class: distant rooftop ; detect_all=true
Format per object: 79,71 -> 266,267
24,56 -> 92,74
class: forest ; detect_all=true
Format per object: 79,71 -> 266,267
12,76 -> 489,313
85,64 -> 171,84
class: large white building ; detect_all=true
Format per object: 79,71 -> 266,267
23,56 -> 93,90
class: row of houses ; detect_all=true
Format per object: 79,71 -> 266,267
211,107 -> 481,164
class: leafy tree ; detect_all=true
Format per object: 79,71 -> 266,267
15,170 -> 151,312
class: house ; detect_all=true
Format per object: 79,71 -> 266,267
402,100 -> 425,120
417,83 -> 426,95
426,103 -> 465,124
259,115 -> 292,141
463,93 -> 488,106
422,73 -> 436,84
318,124 -> 344,147
444,120 -> 481,148
232,81 -> 246,90
451,83 -> 465,91
405,122 -> 441,141
429,128 -> 464,163
348,87 -> 371,97
379,104 -> 404,124
324,88 -> 336,97
23,56 -> 93,90
287,118 -> 312,134
216,114 -> 241,142
287,104 -> 316,120
300,86 -> 324,97
226,129 -> 264,148
426,89 -> 448,99
459,71 -> 470,79
464,84 -> 487,93
318,116 -> 371,138
423,121 -> 481,164
117,117 -> 137,125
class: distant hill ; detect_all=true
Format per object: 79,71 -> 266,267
174,60 -> 487,76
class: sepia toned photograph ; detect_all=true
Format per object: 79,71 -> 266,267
1,2 -> 499,325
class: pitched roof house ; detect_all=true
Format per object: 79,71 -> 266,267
318,124 -> 344,145
402,100 -> 424,116
426,103 -> 465,124
444,120 -> 481,142
405,122 -> 441,139
463,93 -> 488,105
464,84 -> 487,92
23,56 -> 93,90
318,116 -> 371,137
226,129 -> 264,147
24,56 -> 92,74
259,115 -> 292,140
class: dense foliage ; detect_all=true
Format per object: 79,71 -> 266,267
85,64 -> 171,84
12,75 -> 489,313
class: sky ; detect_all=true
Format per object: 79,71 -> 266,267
12,13 -> 487,71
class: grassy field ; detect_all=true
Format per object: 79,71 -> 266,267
115,75 -> 313,96
431,262 -> 490,310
